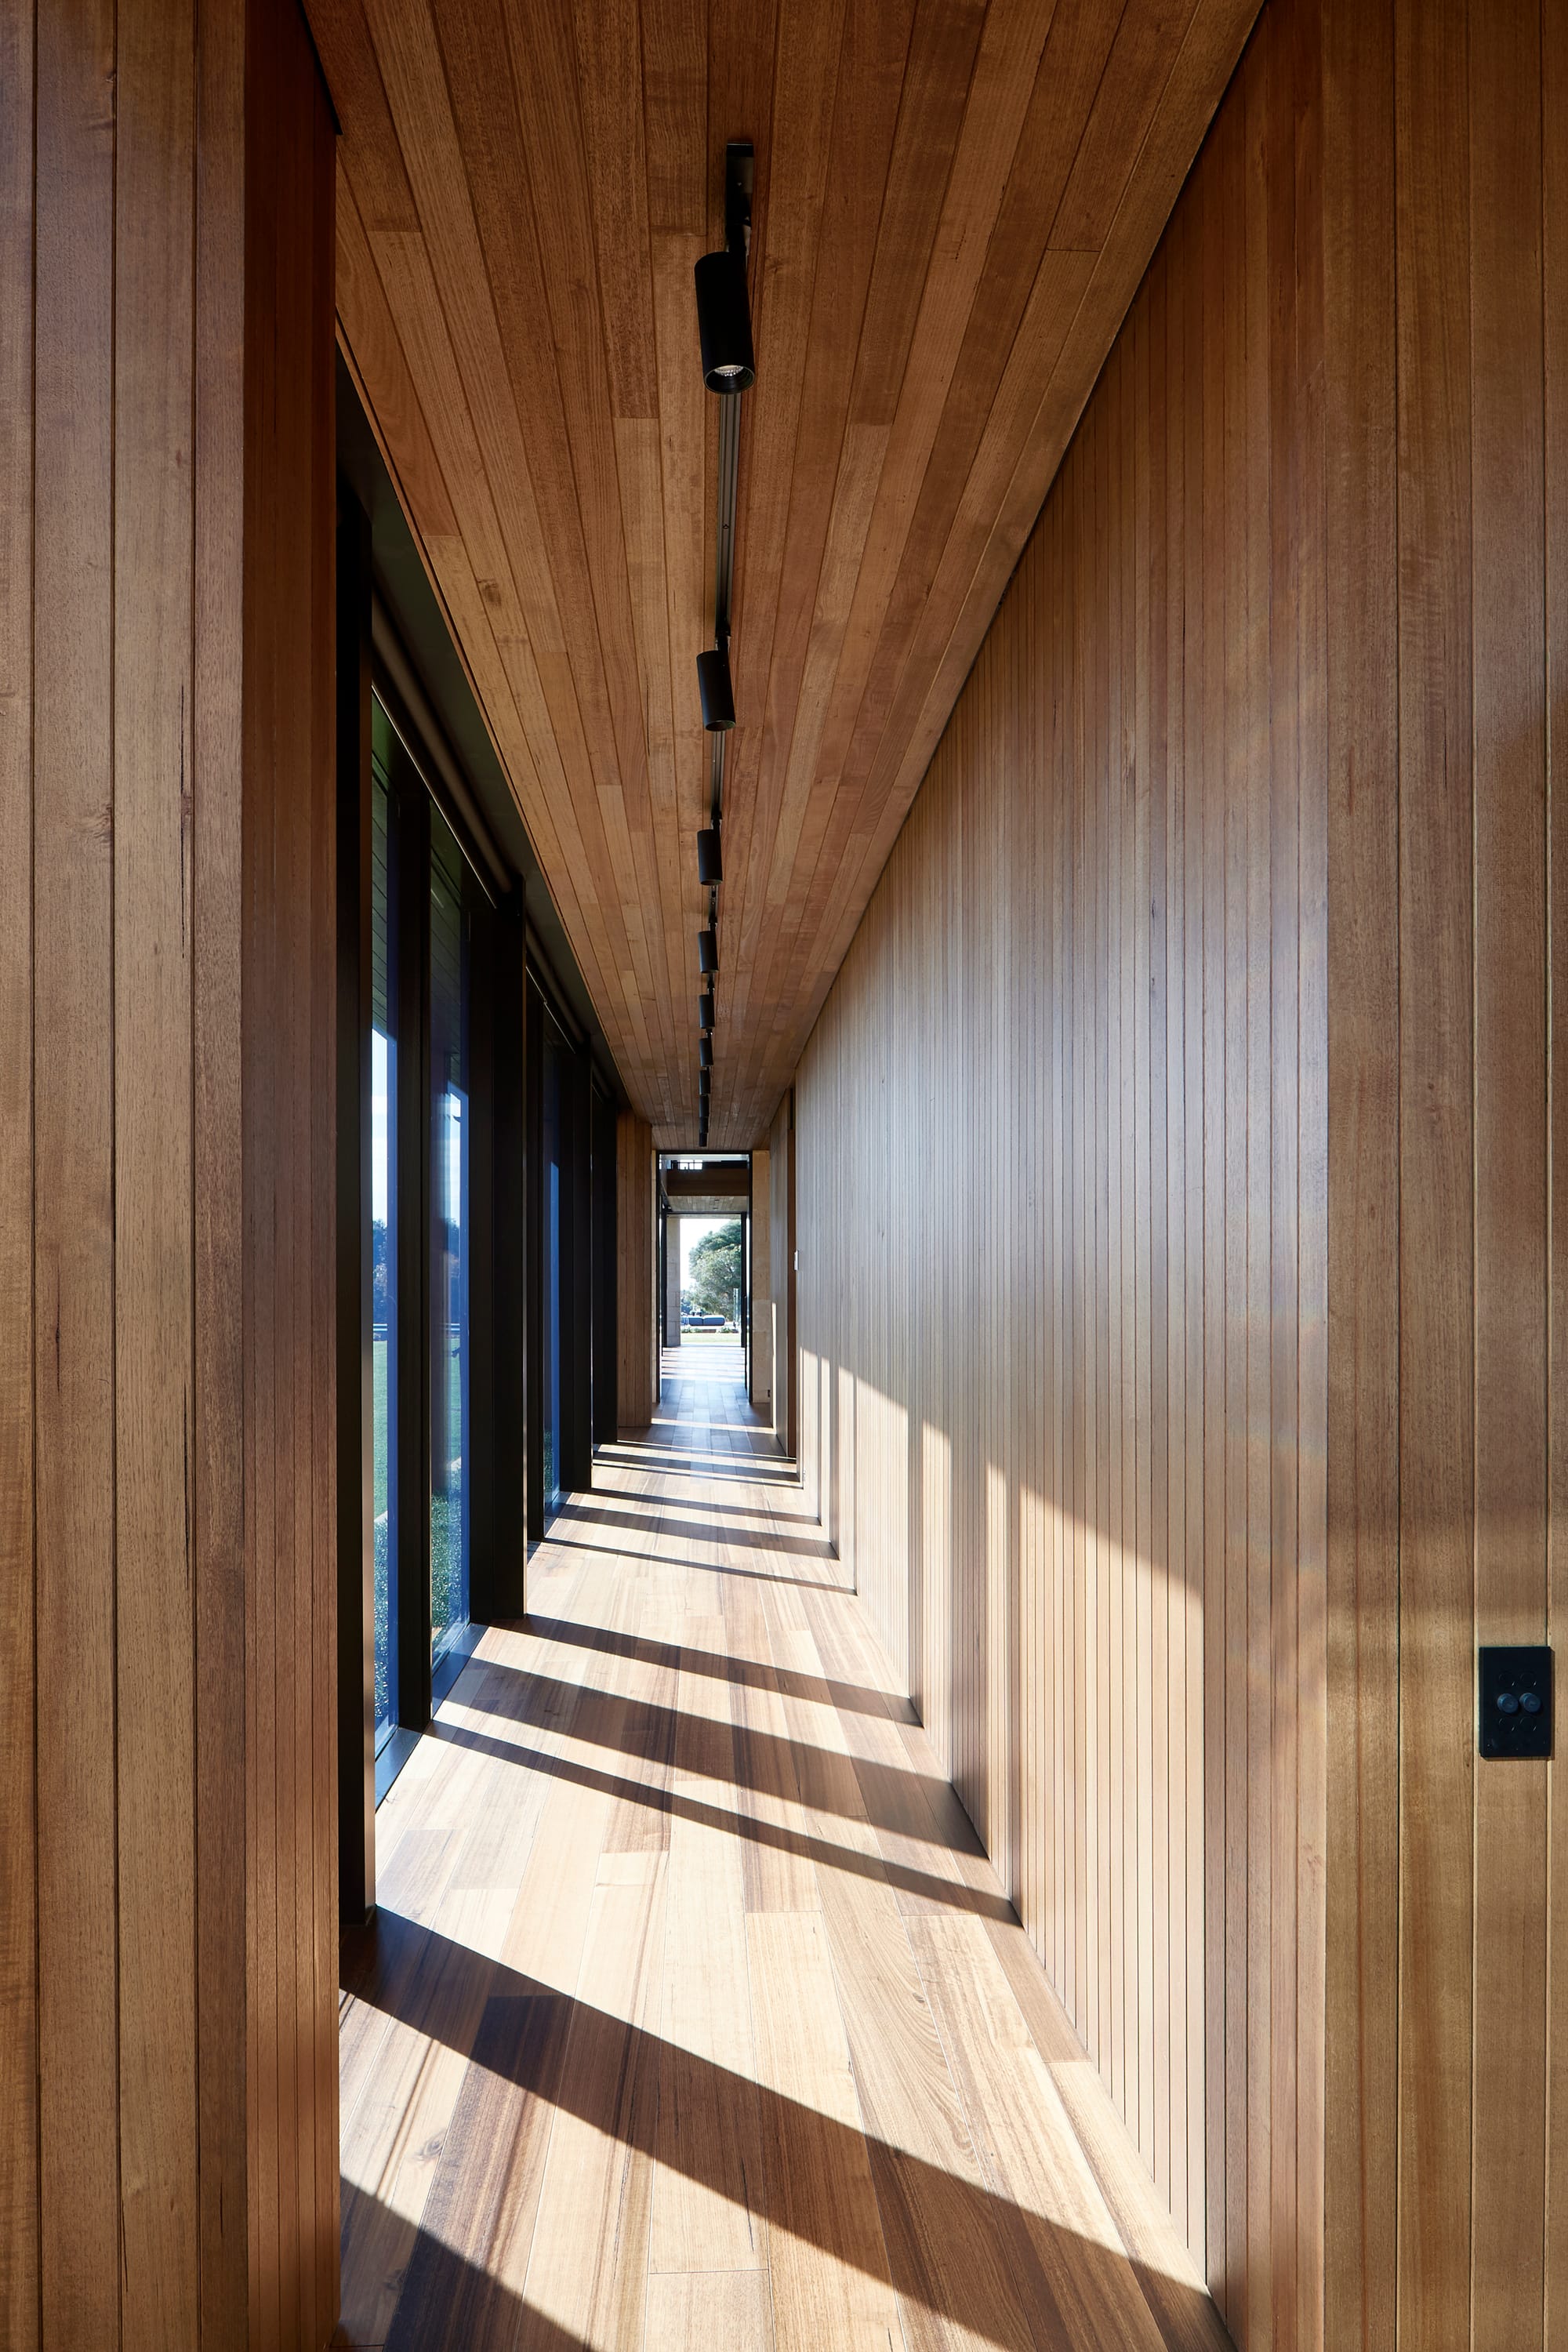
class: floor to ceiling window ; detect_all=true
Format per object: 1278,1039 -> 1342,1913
339,429 -> 626,1907
371,757 -> 400,1755
360,688 -> 492,1790
540,1004 -> 567,1522
429,804 -> 472,1697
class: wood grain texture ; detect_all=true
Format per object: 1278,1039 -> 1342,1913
787,0 -> 1568,2340
338,1347 -> 1224,2352
617,1112 -> 657,1429
794,14 -> 1327,2331
0,0 -> 38,2336
315,0 -> 1262,1148
770,1091 -> 794,1459
3,1 -> 338,2343
749,1146 -> 772,1412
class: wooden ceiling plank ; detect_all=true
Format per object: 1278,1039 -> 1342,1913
499,0 -> 659,821
377,0 -> 653,980
641,0 -> 713,1128
333,229 -> 600,940
692,0 -> 847,1124
310,0 -> 421,230
615,416 -> 688,1041
720,0 -> 992,1110
360,0 -> 561,643
643,0 -> 708,238
336,155 -> 459,539
713,0 -> 851,958
731,0 -> 1054,1111
344,152 -> 646,1092
357,157 -> 618,916
358,0 -> 662,1055
717,0 -> 918,1076
315,0 -> 1261,1136
572,0 -> 660,425
571,3 -> 699,1102
853,0 -> 1261,885
727,2 -> 1051,1108
572,0 -> 695,1098
1050,0 -> 1202,254
697,0 -> 778,1131
361,226 -> 579,821
767,242 -> 1100,1053
822,0 -> 1130,814
844,0 -> 991,434
723,416 -> 885,1064
807,0 -> 1058,808
471,0 -> 676,1058
752,0 -> 1260,1127
333,236 -> 593,970
652,223 -> 711,1115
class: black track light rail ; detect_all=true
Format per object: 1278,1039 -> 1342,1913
692,138 -> 754,1145
709,395 -> 741,833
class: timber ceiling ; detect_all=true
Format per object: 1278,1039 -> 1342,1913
311,0 -> 1260,1144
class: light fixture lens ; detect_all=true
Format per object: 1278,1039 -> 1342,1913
699,1033 -> 713,1069
698,927 -> 718,975
699,990 -> 715,1032
696,826 -> 723,885
694,249 -> 756,394
696,647 -> 735,731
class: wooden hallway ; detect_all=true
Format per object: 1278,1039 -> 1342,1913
336,1352 -> 1225,2352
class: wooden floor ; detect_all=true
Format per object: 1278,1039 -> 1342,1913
336,1348 -> 1229,2352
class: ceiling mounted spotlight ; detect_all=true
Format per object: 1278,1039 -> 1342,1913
699,990 -> 715,1032
697,646 -> 735,731
698,926 -> 718,975
694,249 -> 755,394
697,826 -> 723,885
699,1033 -> 713,1069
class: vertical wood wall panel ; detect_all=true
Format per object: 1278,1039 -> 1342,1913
770,1092 -> 794,1455
798,17 -> 1327,2324
33,0 -> 122,2328
616,1112 -> 656,1428
0,0 -> 38,2336
2,1 -> 338,2343
750,1147 -> 772,1410
789,0 -> 1568,2333
1545,9 -> 1568,2336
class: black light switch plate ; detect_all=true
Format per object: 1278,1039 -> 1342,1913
1479,1646 -> 1553,1759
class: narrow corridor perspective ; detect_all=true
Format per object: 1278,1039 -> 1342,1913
336,1352 -> 1225,2352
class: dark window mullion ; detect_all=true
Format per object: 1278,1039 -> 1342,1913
396,775 -> 433,1732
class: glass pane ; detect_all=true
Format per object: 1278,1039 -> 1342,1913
542,1014 -> 565,1520
430,806 -> 471,1664
370,752 -> 398,1749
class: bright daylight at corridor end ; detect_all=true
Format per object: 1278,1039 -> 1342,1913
6,0 -> 1567,2346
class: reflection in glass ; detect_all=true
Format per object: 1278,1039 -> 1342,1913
371,757 -> 398,1749
430,807 -> 471,1667
541,1014 -> 566,1519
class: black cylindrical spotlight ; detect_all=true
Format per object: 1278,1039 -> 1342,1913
699,990 -> 715,1032
697,826 -> 723,885
696,647 -> 735,731
699,1033 -> 713,1069
699,1066 -> 711,1094
694,249 -> 755,393
698,926 -> 718,975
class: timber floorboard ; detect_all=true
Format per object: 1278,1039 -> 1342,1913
336,1345 -> 1228,2352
